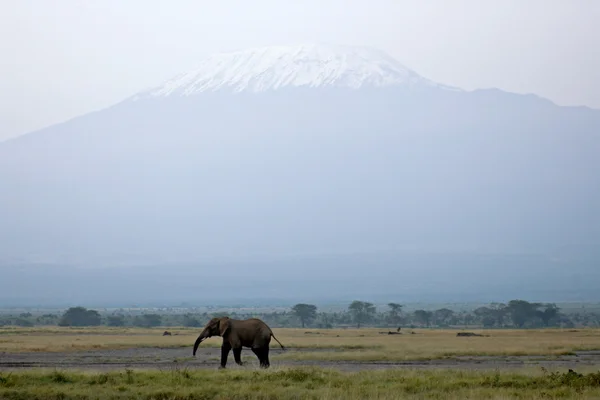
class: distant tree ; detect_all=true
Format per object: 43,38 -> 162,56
462,311 -> 475,327
182,314 -> 202,327
135,314 -> 162,328
387,303 -> 403,327
489,303 -> 507,327
433,308 -> 454,327
474,303 -> 507,328
107,315 -> 125,327
474,307 -> 495,328
316,312 -> 333,329
482,316 -> 495,328
291,304 -> 318,328
348,301 -> 376,328
537,303 -> 560,327
36,314 -> 59,325
58,307 -> 101,327
556,314 -> 575,329
506,300 -> 541,328
13,318 -> 34,327
413,310 -> 432,327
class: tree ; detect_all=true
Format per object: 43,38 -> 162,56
58,307 -> 101,327
107,315 -> 125,327
477,312 -> 496,328
506,300 -> 541,328
489,302 -> 507,327
474,303 -> 507,328
13,318 -> 34,327
316,312 -> 333,329
348,301 -> 376,328
386,303 -> 403,327
413,310 -> 432,327
462,311 -> 475,327
433,308 -> 454,327
474,307 -> 496,328
291,304 -> 317,328
134,314 -> 162,328
537,303 -> 560,327
182,314 -> 202,327
36,314 -> 59,325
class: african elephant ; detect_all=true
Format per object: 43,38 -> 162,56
192,316 -> 285,368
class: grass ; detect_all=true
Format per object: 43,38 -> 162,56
1,327 -> 599,398
273,328 -> 600,362
1,327 -> 599,362
0,367 -> 599,399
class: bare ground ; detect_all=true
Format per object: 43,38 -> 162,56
2,347 -> 600,372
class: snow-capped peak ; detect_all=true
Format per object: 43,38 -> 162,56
137,43 -> 457,97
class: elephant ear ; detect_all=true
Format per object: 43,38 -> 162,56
218,317 -> 231,336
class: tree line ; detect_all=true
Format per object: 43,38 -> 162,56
1,300 -> 598,329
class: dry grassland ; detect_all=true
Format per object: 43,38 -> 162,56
1,327 -> 599,362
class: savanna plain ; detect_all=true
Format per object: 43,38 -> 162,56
1,327 -> 600,399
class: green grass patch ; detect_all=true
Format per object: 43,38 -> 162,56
1,367 -> 599,399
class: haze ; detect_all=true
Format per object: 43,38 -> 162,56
1,0 -> 599,141
1,1 -> 599,307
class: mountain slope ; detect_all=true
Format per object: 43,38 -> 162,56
1,44 -> 599,303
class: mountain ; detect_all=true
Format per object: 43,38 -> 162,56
133,43 -> 458,96
1,43 -> 599,305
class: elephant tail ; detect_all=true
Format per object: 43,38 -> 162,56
271,333 -> 286,350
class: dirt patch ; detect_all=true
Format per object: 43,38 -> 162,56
1,348 -> 600,372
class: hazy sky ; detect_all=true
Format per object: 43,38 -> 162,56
1,0 -> 598,142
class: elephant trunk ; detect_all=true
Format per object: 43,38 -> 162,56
192,328 -> 209,356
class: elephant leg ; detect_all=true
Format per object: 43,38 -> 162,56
233,347 -> 244,365
262,347 -> 270,368
220,342 -> 232,369
251,348 -> 263,366
252,347 -> 269,368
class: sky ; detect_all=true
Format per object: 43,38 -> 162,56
1,0 -> 599,142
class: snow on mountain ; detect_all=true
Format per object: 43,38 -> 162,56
134,43 -> 460,98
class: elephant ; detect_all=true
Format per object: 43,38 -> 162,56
192,316 -> 285,368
